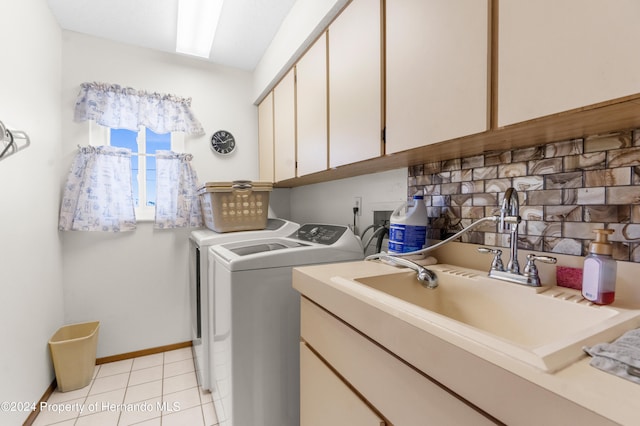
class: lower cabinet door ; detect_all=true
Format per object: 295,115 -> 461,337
300,342 -> 385,426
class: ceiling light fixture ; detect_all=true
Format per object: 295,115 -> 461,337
176,0 -> 224,58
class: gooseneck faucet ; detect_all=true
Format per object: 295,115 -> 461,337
366,214 -> 505,288
479,187 -> 557,286
365,187 -> 556,287
500,187 -> 520,274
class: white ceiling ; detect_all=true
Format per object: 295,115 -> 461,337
47,0 -> 297,71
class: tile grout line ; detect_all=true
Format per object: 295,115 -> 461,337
73,365 -> 98,425
117,359 -> 134,425
39,349 -> 214,426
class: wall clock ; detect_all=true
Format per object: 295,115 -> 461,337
210,130 -> 236,155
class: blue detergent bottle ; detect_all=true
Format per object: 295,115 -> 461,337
388,194 -> 428,254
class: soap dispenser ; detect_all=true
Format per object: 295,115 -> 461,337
582,229 -> 617,305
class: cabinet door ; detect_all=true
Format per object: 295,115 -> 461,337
297,33 -> 328,177
301,298 -> 496,425
329,0 -> 383,168
498,0 -> 640,127
386,0 -> 489,154
258,92 -> 274,182
300,343 -> 385,426
273,68 -> 296,182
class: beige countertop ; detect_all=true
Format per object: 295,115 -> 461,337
293,254 -> 640,425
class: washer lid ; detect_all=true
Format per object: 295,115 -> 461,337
190,218 -> 299,246
230,241 -> 307,256
209,224 -> 364,271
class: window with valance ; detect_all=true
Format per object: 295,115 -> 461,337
59,82 -> 205,232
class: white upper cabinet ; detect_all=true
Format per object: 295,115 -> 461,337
329,0 -> 383,168
296,32 -> 328,177
385,0 -> 490,154
273,68 -> 297,182
498,0 -> 640,127
258,92 -> 274,182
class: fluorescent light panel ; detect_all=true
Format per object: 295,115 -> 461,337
176,0 -> 224,58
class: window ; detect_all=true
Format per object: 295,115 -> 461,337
90,123 -> 184,220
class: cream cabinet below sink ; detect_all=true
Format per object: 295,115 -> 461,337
300,297 -> 496,425
294,261 -> 626,425
301,342 -> 385,426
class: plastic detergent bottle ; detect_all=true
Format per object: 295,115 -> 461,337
388,195 -> 428,254
582,229 -> 617,305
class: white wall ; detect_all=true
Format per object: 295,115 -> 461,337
0,0 -> 64,423
60,32 -> 260,357
290,169 -> 408,234
61,31 -> 259,183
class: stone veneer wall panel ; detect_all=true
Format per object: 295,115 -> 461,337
408,130 -> 640,263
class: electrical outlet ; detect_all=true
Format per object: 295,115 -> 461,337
353,196 -> 362,216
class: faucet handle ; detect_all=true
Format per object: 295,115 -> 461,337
523,254 -> 557,286
526,254 -> 557,265
478,247 -> 505,272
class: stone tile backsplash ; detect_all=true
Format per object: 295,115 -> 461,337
408,130 -> 640,263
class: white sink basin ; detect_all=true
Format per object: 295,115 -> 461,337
331,264 -> 640,372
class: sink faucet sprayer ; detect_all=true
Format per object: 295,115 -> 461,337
376,254 -> 438,289
366,187 -> 556,287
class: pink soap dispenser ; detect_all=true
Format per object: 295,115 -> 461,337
582,229 -> 617,305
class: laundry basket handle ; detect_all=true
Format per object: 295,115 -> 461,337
232,180 -> 253,190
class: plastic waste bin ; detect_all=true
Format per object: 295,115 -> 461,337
48,321 -> 99,392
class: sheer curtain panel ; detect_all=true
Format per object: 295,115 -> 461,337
74,82 -> 205,136
59,146 -> 136,232
154,151 -> 203,229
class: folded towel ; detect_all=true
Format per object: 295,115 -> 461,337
584,328 -> 640,385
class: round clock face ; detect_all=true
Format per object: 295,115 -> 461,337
210,130 -> 236,155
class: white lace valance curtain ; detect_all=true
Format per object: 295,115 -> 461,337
59,146 -> 137,232
154,151 -> 203,229
59,147 -> 203,232
74,82 -> 205,136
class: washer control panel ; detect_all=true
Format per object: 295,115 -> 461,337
291,224 -> 348,245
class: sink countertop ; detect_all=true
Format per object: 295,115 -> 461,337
293,260 -> 640,426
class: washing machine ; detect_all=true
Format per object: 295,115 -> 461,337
208,224 -> 364,426
189,218 -> 299,391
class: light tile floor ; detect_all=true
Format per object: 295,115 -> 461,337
33,347 -> 218,426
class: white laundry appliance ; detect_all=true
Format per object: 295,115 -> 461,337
189,218 -> 299,391
208,224 -> 364,426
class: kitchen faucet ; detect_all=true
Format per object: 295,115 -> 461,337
500,187 -> 521,274
366,208 -> 514,288
366,187 -> 555,287
478,188 -> 557,287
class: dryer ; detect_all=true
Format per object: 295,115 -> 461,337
208,224 -> 364,426
189,218 -> 299,391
